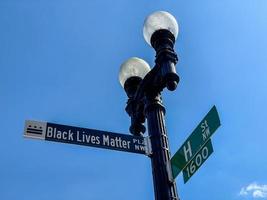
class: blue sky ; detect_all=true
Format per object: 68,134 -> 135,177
1,0 -> 267,199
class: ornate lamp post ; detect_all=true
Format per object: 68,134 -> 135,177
119,11 -> 180,200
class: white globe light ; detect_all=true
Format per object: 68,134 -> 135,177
143,11 -> 179,46
119,57 -> 151,88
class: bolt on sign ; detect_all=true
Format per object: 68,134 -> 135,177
171,106 -> 221,182
24,120 -> 152,155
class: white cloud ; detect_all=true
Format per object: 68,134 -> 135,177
253,190 -> 266,198
239,183 -> 267,199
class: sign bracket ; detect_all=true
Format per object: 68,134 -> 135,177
145,136 -> 152,156
167,160 -> 174,183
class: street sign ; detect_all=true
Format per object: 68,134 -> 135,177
171,106 -> 220,179
182,139 -> 213,183
24,120 -> 151,155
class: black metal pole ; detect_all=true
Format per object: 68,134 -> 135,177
145,91 -> 179,200
123,28 -> 180,200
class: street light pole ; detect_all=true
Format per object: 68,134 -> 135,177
145,91 -> 179,200
119,11 -> 180,200
145,27 -> 179,200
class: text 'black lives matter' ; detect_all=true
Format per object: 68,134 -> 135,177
24,120 -> 151,155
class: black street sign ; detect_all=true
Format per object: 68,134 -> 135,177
24,120 -> 150,155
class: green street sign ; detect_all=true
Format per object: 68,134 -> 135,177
182,139 -> 213,183
171,106 -> 220,179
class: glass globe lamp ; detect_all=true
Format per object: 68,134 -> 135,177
119,57 -> 151,88
143,11 -> 179,46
